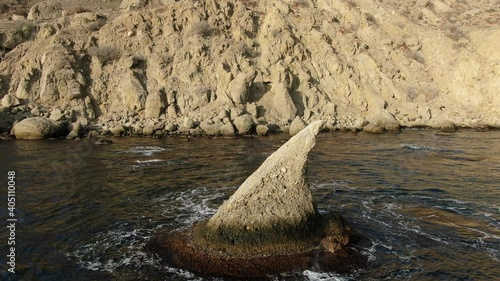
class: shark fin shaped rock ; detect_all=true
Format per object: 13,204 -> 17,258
148,120 -> 366,278
200,120 -> 324,245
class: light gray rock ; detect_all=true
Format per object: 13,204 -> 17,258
416,0 -> 429,8
230,107 -> 244,120
164,122 -> 177,133
200,120 -> 223,135
142,125 -> 155,135
120,0 -> 148,11
110,125 -> 125,136
49,108 -> 63,121
273,86 -> 297,120
439,120 -> 458,132
183,117 -> 195,129
66,131 -> 79,140
364,110 -> 400,133
167,105 -> 177,118
28,1 -> 62,20
220,122 -> 235,136
289,116 -> 306,136
145,91 -> 166,119
229,69 -> 256,104
67,121 -> 81,138
1,94 -> 20,108
217,109 -> 228,120
202,121 -> 325,243
234,114 -> 254,135
363,121 -> 385,134
256,124 -> 269,136
12,117 -> 65,139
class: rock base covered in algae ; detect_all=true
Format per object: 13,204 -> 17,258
147,121 -> 367,277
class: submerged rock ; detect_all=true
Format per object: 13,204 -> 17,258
148,120 -> 366,277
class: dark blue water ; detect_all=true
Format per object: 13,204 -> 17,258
0,129 -> 499,280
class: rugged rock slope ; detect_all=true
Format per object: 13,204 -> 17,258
0,0 -> 499,136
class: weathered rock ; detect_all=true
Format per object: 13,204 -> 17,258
229,69 -> 256,104
110,125 -> 126,136
12,117 -> 66,139
233,114 -> 253,135
230,107 -> 244,120
273,87 -> 297,121
1,94 -> 20,108
142,125 -> 155,136
439,120 -> 458,132
66,121 -> 81,139
27,1 -> 62,20
289,116 -> 307,136
145,91 -> 166,119
200,120 -> 222,135
220,122 -> 235,136
164,122 -> 177,133
119,72 -> 147,111
363,121 -> 385,134
148,121 -> 366,277
66,131 -> 79,140
364,110 -> 400,133
182,117 -> 194,129
49,108 -> 63,122
256,124 -> 269,136
120,0 -> 148,11
201,120 -> 324,244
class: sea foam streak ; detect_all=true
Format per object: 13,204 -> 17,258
123,146 -> 168,156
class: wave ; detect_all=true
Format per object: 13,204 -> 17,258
122,146 -> 168,156
135,159 -> 165,164
303,270 -> 351,281
400,144 -> 461,153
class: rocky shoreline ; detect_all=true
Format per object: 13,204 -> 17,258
1,0 -> 499,140
1,100 -> 497,141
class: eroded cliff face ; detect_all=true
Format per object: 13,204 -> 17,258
0,0 -> 499,136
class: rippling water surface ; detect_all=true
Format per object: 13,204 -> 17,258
0,130 -> 499,280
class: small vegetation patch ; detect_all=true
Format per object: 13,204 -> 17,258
88,45 -> 121,64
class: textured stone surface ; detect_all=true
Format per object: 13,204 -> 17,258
199,121 -> 324,245
289,116 -> 307,136
233,114 -> 254,135
12,117 -> 65,139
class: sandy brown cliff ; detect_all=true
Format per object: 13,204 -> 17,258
0,0 -> 499,136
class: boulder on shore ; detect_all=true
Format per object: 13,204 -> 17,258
12,117 -> 66,139
148,120 -> 366,278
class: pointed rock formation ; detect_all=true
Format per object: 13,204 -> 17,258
148,121 -> 366,278
199,120 -> 323,246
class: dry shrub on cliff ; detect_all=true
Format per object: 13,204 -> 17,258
291,0 -> 309,9
64,6 -> 91,16
240,0 -> 258,8
365,13 -> 377,26
189,21 -> 213,37
88,45 -> 121,64
446,25 -> 467,41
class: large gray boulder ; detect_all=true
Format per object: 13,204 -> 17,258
200,120 -> 324,244
12,117 -> 66,139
